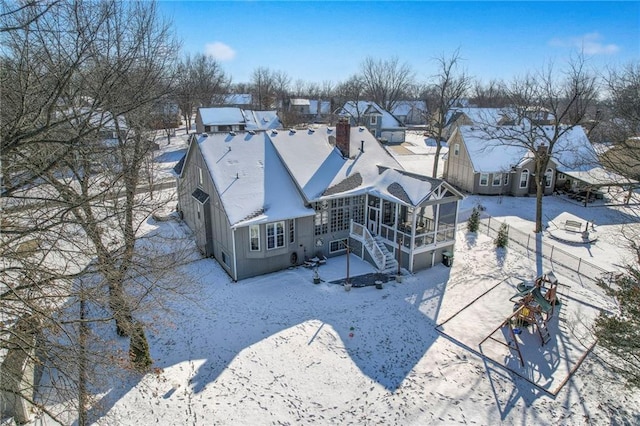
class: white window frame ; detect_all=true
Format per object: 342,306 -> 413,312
249,225 -> 260,251
479,173 -> 489,186
198,167 -> 204,186
453,143 -> 460,156
330,238 -> 348,253
370,115 -> 378,125
504,174 -> 510,186
196,203 -> 201,220
519,170 -> 529,189
545,168 -> 554,188
266,221 -> 285,250
492,173 -> 502,186
289,219 -> 295,244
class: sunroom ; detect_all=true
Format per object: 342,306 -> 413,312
350,169 -> 463,272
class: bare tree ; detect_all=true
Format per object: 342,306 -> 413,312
334,75 -> 367,124
1,1 -> 188,423
424,49 -> 472,177
175,53 -> 230,133
359,56 -> 414,112
598,62 -> 640,180
250,66 -> 276,110
483,55 -> 599,233
272,69 -> 291,109
470,79 -> 510,107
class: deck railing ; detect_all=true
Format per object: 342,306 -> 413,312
350,221 -> 386,270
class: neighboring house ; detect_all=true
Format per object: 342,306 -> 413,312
289,98 -> 311,115
444,107 -> 513,139
285,98 -> 332,124
599,137 -> 640,181
222,94 -> 253,108
392,101 -> 427,126
195,107 -> 282,133
338,101 -> 406,143
444,125 -> 600,196
175,119 -> 463,281
309,99 -> 332,123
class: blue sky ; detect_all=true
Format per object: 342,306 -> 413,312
158,1 -> 639,85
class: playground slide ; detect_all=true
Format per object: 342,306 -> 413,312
531,287 -> 552,312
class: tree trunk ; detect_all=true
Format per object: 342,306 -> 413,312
534,160 -> 545,233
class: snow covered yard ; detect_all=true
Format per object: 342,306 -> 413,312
82,203 -> 640,425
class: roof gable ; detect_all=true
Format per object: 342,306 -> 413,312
458,125 -> 599,173
193,131 -> 313,227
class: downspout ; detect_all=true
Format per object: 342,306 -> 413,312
232,228 -> 238,282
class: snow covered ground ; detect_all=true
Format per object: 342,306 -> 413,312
79,187 -> 639,425
28,125 -> 640,425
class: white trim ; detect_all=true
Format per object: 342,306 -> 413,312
479,173 -> 489,186
492,173 -> 502,186
249,224 -> 260,251
519,169 -> 529,189
266,221 -> 285,250
545,168 -> 553,188
330,238 -> 348,253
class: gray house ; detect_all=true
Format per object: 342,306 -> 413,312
444,125 -> 599,196
176,120 -> 463,281
195,107 -> 281,134
392,101 -> 427,126
338,101 -> 406,143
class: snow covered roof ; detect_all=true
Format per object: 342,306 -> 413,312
224,93 -> 252,105
199,108 -> 281,131
446,108 -> 509,127
339,101 -> 404,129
290,98 -> 310,106
195,132 -> 314,227
562,167 -> 638,187
458,125 -> 600,173
392,101 -> 427,117
268,125 -> 431,203
369,169 -> 447,206
309,100 -> 331,115
199,107 -> 245,126
244,110 -> 281,130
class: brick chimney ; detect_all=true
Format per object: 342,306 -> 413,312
336,117 -> 351,157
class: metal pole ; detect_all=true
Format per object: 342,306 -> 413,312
346,243 -> 350,285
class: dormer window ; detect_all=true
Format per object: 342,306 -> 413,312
370,115 -> 378,125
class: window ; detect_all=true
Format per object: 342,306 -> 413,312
249,225 -> 260,251
266,221 -> 285,250
330,238 -> 348,253
453,143 -> 460,156
289,220 -> 295,244
557,172 -> 566,180
492,173 -> 502,186
196,203 -> 201,220
370,115 -> 378,125
221,251 -> 230,266
504,174 -> 510,186
479,173 -> 489,186
519,170 -> 529,189
198,167 -> 203,186
545,168 -> 553,188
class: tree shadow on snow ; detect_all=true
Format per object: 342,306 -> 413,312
84,258 -> 452,422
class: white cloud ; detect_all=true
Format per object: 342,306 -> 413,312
205,42 -> 236,61
549,32 -> 619,55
